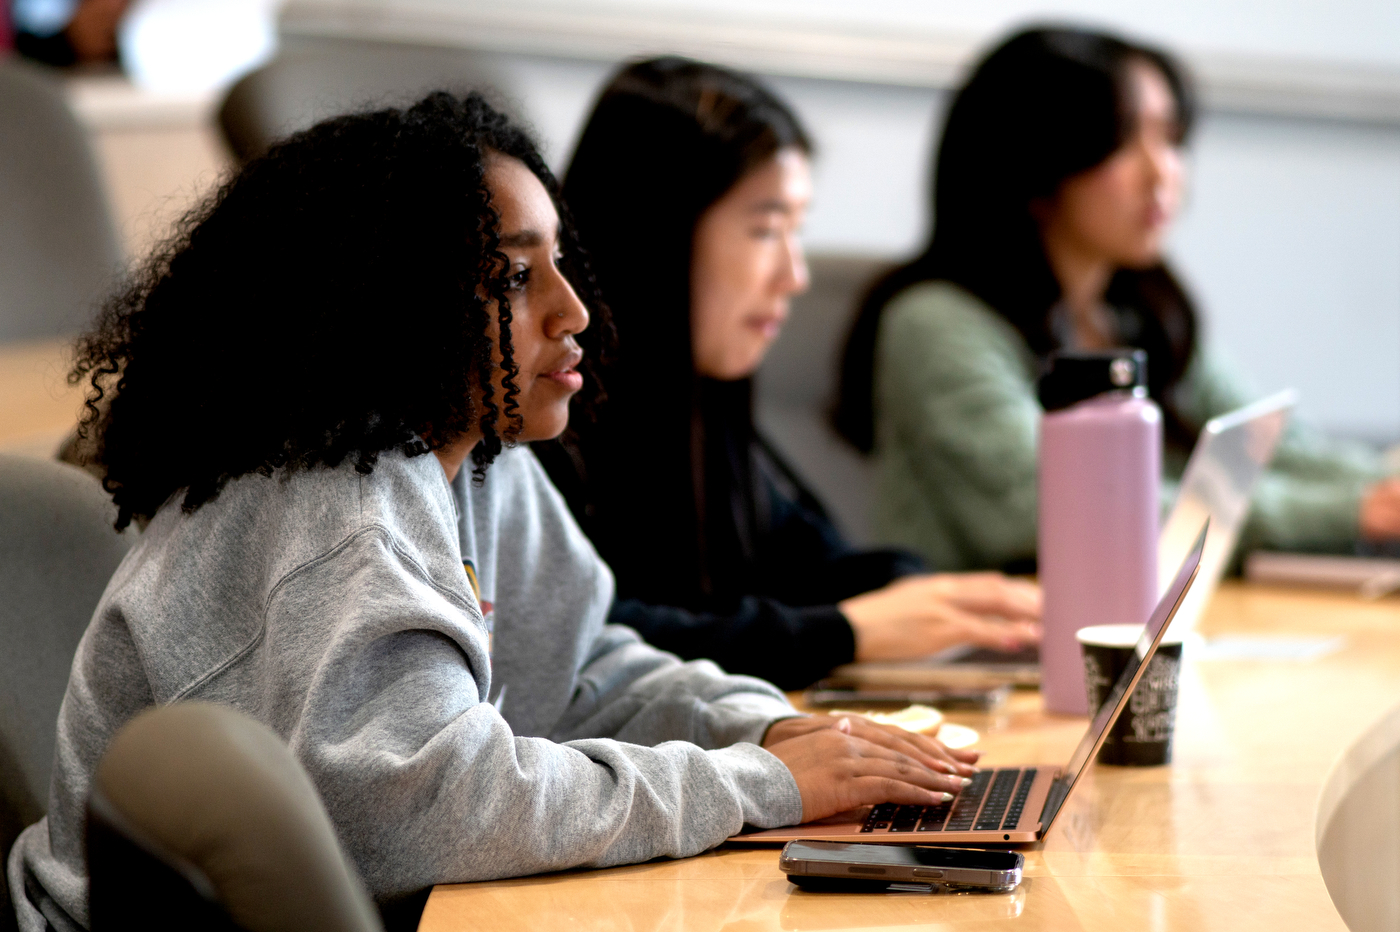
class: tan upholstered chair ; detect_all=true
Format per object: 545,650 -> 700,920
0,455 -> 132,932
88,702 -> 385,932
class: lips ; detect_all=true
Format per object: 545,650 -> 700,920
747,311 -> 787,340
541,348 -> 585,391
1145,197 -> 1174,229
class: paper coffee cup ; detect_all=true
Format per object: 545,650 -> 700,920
1076,624 -> 1184,766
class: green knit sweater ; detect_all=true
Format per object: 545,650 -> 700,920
871,280 -> 1390,571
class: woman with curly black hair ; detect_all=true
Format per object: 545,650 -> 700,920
10,91 -> 979,932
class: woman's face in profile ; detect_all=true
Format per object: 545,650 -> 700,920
1041,59 -> 1185,270
689,147 -> 812,380
483,154 -> 590,443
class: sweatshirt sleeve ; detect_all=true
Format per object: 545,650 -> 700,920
266,528 -> 804,903
875,283 -> 1041,569
548,622 -> 806,745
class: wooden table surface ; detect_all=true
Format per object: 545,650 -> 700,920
421,583 -> 1400,931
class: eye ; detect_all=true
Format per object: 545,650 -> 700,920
749,225 -> 781,241
506,266 -> 531,292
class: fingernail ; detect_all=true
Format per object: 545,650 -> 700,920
960,777 -> 973,787
937,792 -> 954,802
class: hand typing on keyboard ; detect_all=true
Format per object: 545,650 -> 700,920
861,768 -> 1037,835
762,714 -> 980,823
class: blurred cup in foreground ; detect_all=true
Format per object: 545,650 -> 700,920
1077,623 -> 1184,766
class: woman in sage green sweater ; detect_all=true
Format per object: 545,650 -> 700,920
834,27 -> 1400,572
872,281 -> 1388,570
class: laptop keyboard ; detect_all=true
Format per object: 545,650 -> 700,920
860,768 -> 1036,835
973,770 -> 1021,830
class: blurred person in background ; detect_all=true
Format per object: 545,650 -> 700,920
834,26 -> 1400,573
539,57 -> 1040,692
13,0 -> 127,66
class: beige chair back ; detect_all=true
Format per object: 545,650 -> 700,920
0,60 -> 122,340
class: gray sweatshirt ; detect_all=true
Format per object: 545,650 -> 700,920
8,446 -> 803,931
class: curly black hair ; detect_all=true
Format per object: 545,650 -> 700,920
72,91 -> 610,531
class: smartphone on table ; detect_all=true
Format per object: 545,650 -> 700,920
779,840 -> 1023,893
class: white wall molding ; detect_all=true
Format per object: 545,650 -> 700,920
279,1 -> 974,88
280,0 -> 1400,125
1194,54 -> 1400,125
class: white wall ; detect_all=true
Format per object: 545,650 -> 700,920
583,0 -> 1400,70
1173,114 -> 1400,441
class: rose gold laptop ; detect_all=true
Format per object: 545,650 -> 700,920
731,522 -> 1206,846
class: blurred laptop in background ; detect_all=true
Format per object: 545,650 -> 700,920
814,391 -> 1294,702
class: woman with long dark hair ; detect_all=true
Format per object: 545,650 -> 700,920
10,91 -> 977,932
541,57 -> 1039,692
834,26 -> 1400,571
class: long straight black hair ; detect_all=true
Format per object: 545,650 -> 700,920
547,56 -> 812,608
834,26 -> 1200,454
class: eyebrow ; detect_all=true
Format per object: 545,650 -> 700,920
747,199 -> 798,214
499,229 -> 545,248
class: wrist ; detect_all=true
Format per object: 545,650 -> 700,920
838,596 -> 873,647
761,714 -> 810,748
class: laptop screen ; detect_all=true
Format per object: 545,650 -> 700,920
1157,391 -> 1293,629
1050,522 -> 1206,817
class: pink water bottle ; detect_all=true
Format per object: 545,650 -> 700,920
1037,350 -> 1160,715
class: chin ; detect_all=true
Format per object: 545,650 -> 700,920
716,363 -> 762,382
729,346 -> 773,381
1120,244 -> 1165,270
516,407 -> 571,444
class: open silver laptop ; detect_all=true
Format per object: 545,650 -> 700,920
1156,389 -> 1294,629
733,523 -> 1206,845
828,390 -> 1294,689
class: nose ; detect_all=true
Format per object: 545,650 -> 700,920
1144,141 -> 1184,217
545,266 -> 590,338
778,231 -> 810,297
1141,134 -> 1179,188
1143,141 -> 1165,185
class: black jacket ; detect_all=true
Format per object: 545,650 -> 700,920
536,427 -> 923,690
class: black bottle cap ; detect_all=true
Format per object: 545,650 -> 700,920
1038,349 -> 1148,412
